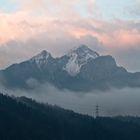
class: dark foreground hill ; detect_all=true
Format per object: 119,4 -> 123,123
0,93 -> 140,140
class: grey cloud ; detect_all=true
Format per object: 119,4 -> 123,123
2,82 -> 140,117
107,46 -> 140,72
0,32 -> 105,69
126,1 -> 140,17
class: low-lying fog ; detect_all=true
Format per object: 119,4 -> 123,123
1,83 -> 140,117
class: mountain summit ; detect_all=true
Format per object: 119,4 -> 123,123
1,45 -> 140,91
63,45 -> 99,76
30,50 -> 52,69
68,45 -> 99,58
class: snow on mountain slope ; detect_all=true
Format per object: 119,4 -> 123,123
30,50 -> 51,68
1,45 -> 140,91
28,45 -> 99,76
63,45 -> 100,76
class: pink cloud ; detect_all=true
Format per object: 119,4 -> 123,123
0,1 -> 140,50
0,0 -> 140,71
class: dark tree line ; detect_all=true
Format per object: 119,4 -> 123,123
0,93 -> 140,140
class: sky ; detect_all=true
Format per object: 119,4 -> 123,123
0,0 -> 140,71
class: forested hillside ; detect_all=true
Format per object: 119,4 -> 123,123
0,93 -> 140,140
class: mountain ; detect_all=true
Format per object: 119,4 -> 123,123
62,45 -> 99,76
1,93 -> 140,140
1,45 -> 140,91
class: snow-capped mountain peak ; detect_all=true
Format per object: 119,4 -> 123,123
70,45 -> 99,58
30,50 -> 51,68
63,45 -> 100,76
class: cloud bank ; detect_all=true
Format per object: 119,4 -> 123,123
2,82 -> 140,117
0,0 -> 140,71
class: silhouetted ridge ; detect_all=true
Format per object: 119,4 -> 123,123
0,93 -> 140,140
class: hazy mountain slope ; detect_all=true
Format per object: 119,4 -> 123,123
1,45 -> 140,91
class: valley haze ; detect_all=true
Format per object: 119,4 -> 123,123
0,45 -> 140,116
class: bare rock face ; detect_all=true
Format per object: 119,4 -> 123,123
1,45 -> 140,92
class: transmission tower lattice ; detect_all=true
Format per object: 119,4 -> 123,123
95,104 -> 99,118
